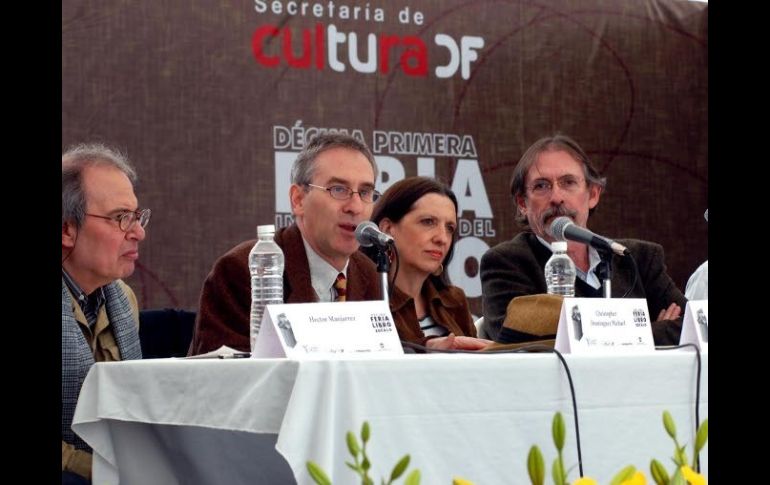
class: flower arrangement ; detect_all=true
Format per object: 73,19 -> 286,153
307,422 -> 421,485
307,411 -> 707,485
526,412 -> 708,485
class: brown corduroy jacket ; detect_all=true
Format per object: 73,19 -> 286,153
188,224 -> 381,354
389,277 -> 476,346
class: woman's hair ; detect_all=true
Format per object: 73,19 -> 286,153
365,176 -> 459,287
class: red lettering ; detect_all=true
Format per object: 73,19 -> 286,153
283,27 -> 312,68
252,23 -> 432,77
252,25 -> 281,67
401,37 -> 428,77
378,34 -> 400,74
315,23 -> 324,70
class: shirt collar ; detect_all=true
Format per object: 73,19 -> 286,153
302,237 -> 349,302
62,269 -> 105,304
62,268 -> 107,322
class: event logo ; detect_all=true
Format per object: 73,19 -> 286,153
252,1 -> 484,79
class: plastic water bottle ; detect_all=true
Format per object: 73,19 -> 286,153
544,241 -> 576,297
249,224 -> 285,353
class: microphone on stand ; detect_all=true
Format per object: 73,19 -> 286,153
548,216 -> 629,256
355,221 -> 394,302
355,221 -> 394,248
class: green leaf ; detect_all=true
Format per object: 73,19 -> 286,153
669,467 -> 686,485
527,446 -> 545,485
675,445 -> 688,467
404,469 -> 421,485
346,462 -> 360,473
663,411 -> 677,439
362,456 -> 371,471
551,457 -> 566,485
362,421 -> 371,443
609,465 -> 636,485
552,412 -> 566,452
649,459 -> 670,485
307,461 -> 332,485
694,419 -> 708,454
347,431 -> 360,457
390,455 -> 411,482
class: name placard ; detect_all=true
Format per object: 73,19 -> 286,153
679,300 -> 708,352
555,298 -> 655,354
252,301 -> 404,358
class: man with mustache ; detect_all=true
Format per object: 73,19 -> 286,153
62,144 -> 150,483
189,133 -> 382,354
480,134 -> 686,345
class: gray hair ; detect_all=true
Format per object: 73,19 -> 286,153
291,133 -> 378,185
510,134 -> 607,227
62,143 -> 137,228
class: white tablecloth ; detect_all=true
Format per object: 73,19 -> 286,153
73,351 -> 707,484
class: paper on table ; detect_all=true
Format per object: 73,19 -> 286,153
182,345 -> 245,359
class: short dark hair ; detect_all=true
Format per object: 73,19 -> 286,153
366,176 -> 458,287
291,132 -> 378,185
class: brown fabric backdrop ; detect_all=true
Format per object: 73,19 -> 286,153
62,0 -> 708,317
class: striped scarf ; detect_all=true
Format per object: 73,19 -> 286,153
61,279 -> 142,450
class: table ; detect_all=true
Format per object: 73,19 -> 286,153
72,351 -> 708,484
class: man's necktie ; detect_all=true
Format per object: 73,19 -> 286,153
333,273 -> 347,302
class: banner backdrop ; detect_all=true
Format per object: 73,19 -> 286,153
62,0 -> 708,318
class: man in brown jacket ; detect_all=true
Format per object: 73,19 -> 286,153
189,133 -> 382,354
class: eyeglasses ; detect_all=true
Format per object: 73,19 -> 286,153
86,208 -> 152,232
526,175 -> 585,198
306,184 -> 381,203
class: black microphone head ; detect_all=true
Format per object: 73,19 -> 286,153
548,216 -> 573,240
354,221 -> 378,247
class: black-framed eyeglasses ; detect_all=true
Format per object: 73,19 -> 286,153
86,208 -> 152,232
306,184 -> 381,203
526,175 -> 585,198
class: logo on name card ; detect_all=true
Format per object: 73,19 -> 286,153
679,300 -> 707,351
370,312 -> 394,333
696,308 -> 708,343
570,305 -> 583,341
276,313 -> 297,348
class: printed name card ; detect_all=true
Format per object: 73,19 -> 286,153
679,300 -> 708,352
252,300 -> 404,358
555,298 -> 656,354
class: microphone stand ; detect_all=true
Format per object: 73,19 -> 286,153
374,246 -> 391,302
595,248 -> 614,298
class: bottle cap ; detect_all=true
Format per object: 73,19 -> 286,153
257,224 -> 276,236
550,241 -> 568,252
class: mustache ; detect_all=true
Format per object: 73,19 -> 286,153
539,205 -> 578,226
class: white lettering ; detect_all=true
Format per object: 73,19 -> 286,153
447,237 -> 489,298
451,159 -> 493,218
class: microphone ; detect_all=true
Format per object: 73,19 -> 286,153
355,221 -> 394,248
548,216 -> 629,256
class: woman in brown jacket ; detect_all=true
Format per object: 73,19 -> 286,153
365,177 -> 492,350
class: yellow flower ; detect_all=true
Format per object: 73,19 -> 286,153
572,478 -> 599,485
620,471 -> 647,485
452,478 -> 475,485
452,477 -> 473,485
681,466 -> 706,485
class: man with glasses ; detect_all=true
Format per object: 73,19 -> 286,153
62,143 -> 150,484
189,133 -> 382,354
480,134 -> 686,345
